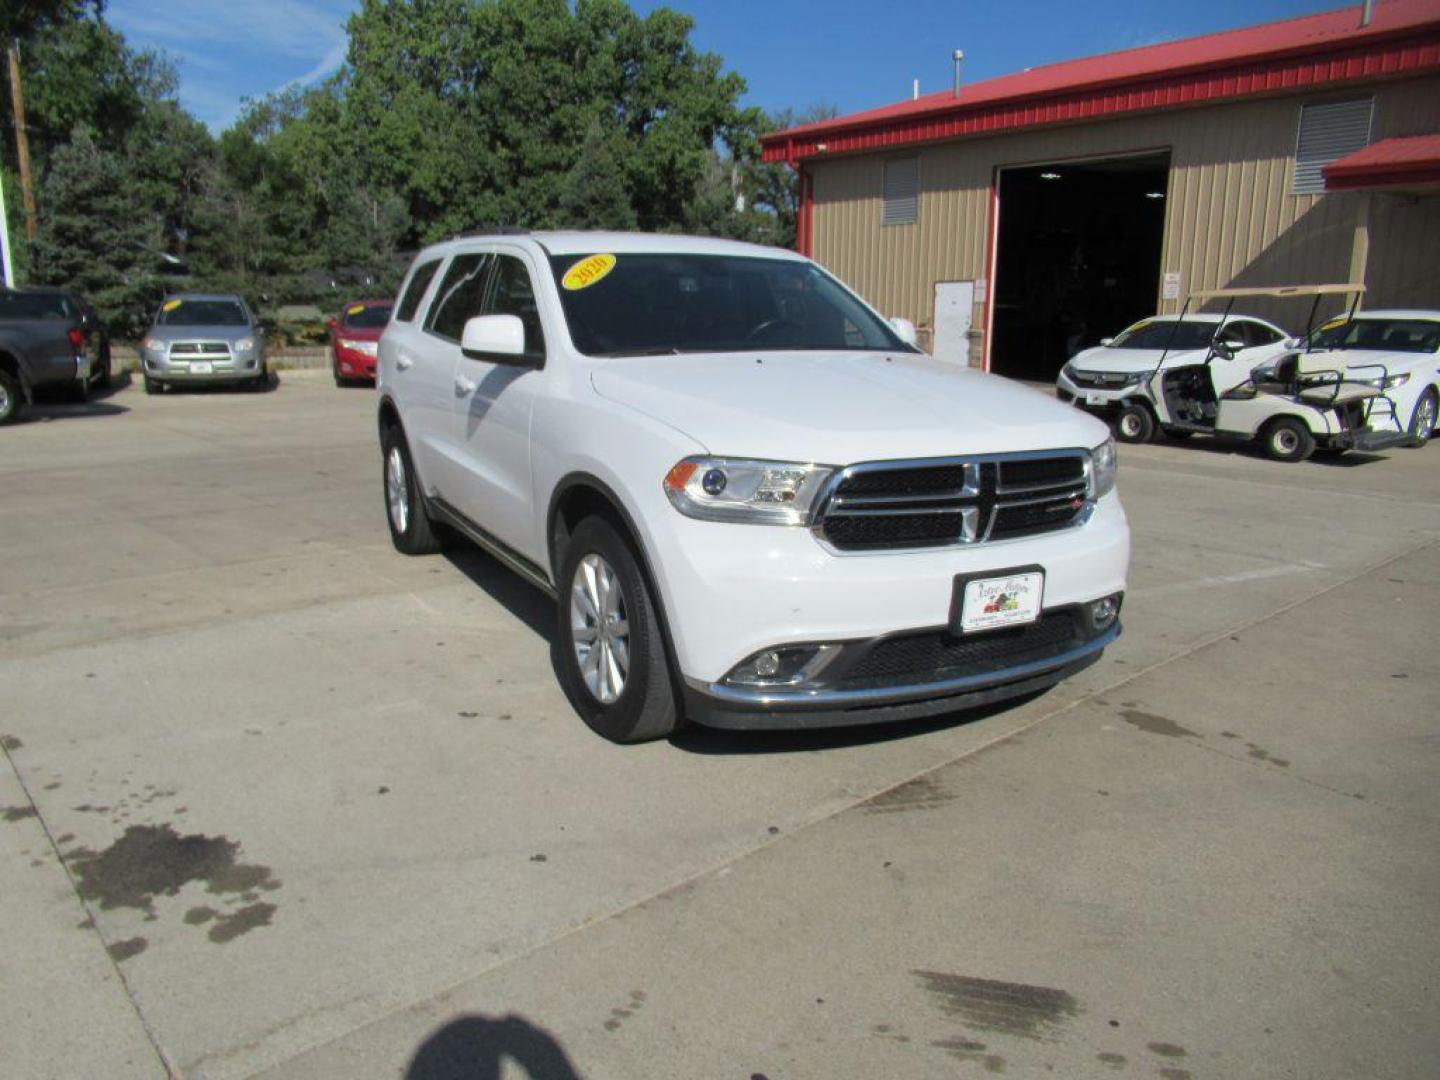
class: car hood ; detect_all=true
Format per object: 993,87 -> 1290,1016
335,325 -> 385,341
1067,345 -> 1207,374
148,324 -> 254,342
590,350 -> 1111,462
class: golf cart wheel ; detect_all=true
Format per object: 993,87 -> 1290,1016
1408,388 -> 1437,447
1263,417 -> 1314,463
1115,403 -> 1155,444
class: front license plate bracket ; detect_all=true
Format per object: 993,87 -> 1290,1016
950,564 -> 1046,635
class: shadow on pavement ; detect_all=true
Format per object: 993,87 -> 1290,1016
406,1014 -> 582,1080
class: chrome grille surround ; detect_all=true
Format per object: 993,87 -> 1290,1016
810,450 -> 1093,553
1068,369 -> 1135,390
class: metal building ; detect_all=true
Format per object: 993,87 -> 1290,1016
759,0 -> 1440,378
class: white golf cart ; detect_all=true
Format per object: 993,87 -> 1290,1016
1124,284 -> 1412,463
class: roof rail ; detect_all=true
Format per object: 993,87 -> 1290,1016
450,226 -> 531,240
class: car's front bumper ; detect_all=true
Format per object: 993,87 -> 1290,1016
1055,375 -> 1143,414
644,489 -> 1129,688
683,615 -> 1119,730
143,350 -> 263,382
333,345 -> 377,380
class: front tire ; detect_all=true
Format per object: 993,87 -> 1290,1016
381,423 -> 441,555
0,369 -> 22,424
557,517 -> 681,744
1262,417 -> 1315,463
144,374 -> 162,395
1115,403 -> 1155,443
1407,388 -> 1437,446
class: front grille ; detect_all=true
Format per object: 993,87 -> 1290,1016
170,342 -> 231,356
1069,369 -> 1133,389
837,610 -> 1085,690
815,453 -> 1089,551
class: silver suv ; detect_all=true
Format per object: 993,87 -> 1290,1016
140,293 -> 268,393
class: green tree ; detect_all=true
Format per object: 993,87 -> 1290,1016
31,128 -> 162,335
558,118 -> 637,230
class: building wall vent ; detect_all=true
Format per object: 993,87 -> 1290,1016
882,158 -> 920,225
1293,97 -> 1374,195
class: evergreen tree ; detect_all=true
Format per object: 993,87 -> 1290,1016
558,119 -> 637,231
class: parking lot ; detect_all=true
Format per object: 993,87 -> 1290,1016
2,370 -> 1437,1080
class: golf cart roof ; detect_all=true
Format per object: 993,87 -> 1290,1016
1189,283 -> 1365,301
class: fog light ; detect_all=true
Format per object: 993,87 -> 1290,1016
726,644 -> 842,687
1090,595 -> 1120,629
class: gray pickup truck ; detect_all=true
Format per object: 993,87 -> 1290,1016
0,289 -> 107,424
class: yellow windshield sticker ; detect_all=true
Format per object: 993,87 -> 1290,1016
346,304 -> 366,316
162,299 -> 182,312
562,254 -> 616,291
1127,319 -> 1151,332
1320,317 -> 1347,331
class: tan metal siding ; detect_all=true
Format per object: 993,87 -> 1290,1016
808,75 -> 1440,359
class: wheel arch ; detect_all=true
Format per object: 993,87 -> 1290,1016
376,393 -> 402,439
548,472 -> 686,686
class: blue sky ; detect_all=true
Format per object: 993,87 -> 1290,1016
108,0 -> 1343,133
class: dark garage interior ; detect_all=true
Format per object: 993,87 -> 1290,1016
990,153 -> 1170,381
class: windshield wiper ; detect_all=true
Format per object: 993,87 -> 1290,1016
593,347 -> 682,357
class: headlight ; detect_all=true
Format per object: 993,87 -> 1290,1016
1060,364 -> 1076,382
1088,437 -> 1117,499
663,457 -> 835,525
234,337 -> 255,352
1384,372 -> 1410,389
143,337 -> 165,353
340,338 -> 378,355
1120,372 -> 1147,387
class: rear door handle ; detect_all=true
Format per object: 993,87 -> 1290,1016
455,375 -> 477,396
396,354 -> 414,371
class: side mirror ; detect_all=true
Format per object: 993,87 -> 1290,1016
461,314 -> 529,363
1209,340 -> 1236,361
888,317 -> 918,347
1282,336 -> 1302,351
1099,337 -> 1114,347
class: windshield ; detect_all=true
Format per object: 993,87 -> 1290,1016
158,299 -> 248,327
342,304 -> 392,329
1305,317 -> 1440,354
1108,320 -> 1223,351
547,253 -> 907,356
0,292 -> 68,320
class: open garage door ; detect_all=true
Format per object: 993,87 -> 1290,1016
990,153 -> 1169,381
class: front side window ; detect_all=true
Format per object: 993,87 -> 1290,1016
158,299 -> 248,326
548,253 -> 907,357
484,255 -> 545,360
424,254 -> 492,341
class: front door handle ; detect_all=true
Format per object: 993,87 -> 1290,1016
396,354 -> 414,371
455,374 -> 477,396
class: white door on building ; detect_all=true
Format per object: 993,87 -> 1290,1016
933,280 -> 975,365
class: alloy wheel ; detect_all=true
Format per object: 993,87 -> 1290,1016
570,553 -> 630,704
386,446 -> 409,534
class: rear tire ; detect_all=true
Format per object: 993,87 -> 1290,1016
1262,417 -> 1315,463
0,369 -> 22,425
1115,403 -> 1155,444
381,423 -> 442,555
1407,388 -> 1437,446
557,516 -> 682,744
143,374 -> 162,395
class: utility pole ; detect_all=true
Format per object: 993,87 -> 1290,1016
6,41 -> 38,247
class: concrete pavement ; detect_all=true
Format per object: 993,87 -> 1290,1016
1,370 -> 1436,1079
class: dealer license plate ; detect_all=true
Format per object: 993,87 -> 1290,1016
189,361 -> 213,374
959,571 -> 1044,633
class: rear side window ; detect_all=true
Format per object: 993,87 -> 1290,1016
425,254 -> 492,341
395,259 -> 441,323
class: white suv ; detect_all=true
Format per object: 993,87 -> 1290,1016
378,231 -> 1129,742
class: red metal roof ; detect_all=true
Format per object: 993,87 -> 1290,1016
761,0 -> 1440,163
1323,132 -> 1440,187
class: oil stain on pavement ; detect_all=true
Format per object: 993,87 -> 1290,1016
64,823 -> 280,944
914,971 -> 1079,1041
865,775 -> 957,814
1119,709 -> 1200,739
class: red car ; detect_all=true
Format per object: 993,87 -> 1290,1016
328,299 -> 393,385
